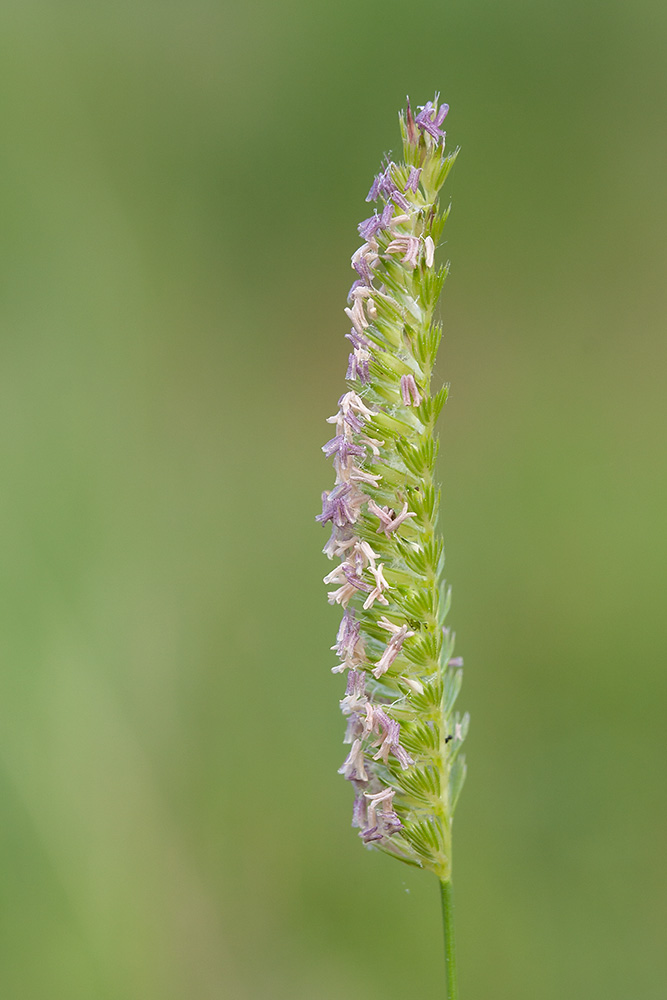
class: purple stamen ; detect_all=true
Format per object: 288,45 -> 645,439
372,164 -> 411,211
386,235 -> 421,269
342,564 -> 372,593
352,791 -> 368,829
358,212 -> 383,240
372,619 -> 415,678
322,435 -> 366,462
415,98 -> 449,142
352,254 -> 373,283
380,202 -> 394,227
365,174 -> 382,202
316,482 -> 362,528
345,328 -> 369,350
343,665 -> 365,697
347,279 -> 366,303
390,189 -> 410,211
335,614 -> 361,662
365,788 -> 403,840
404,166 -> 422,194
358,201 -> 395,239
338,739 -> 368,782
346,350 -> 370,384
391,743 -> 414,770
372,710 -> 415,770
434,103 -> 449,127
400,373 -> 422,406
344,715 -> 364,743
344,411 -> 364,433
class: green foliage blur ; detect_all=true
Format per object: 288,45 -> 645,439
1,1 -> 666,997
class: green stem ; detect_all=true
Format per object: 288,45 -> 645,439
439,878 -> 458,1000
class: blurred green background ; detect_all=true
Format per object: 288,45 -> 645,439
1,1 -> 666,997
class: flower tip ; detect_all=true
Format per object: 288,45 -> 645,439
415,94 -> 450,142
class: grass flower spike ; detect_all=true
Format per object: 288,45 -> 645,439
317,95 -> 467,996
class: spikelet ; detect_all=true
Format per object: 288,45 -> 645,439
317,96 -> 468,880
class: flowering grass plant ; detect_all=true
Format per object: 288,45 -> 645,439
317,95 -> 467,997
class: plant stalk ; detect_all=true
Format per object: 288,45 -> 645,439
439,878 -> 458,1000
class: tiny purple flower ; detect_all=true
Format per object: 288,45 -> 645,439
365,173 -> 382,202
344,714 -> 364,743
367,164 -> 390,200
367,499 -> 417,537
316,482 -> 364,528
338,739 -> 368,781
343,410 -> 364,433
342,564 -> 373,593
351,243 -> 378,284
365,788 -> 403,839
347,279 -> 366,303
346,350 -> 371,384
415,98 -> 449,142
337,391 -> 376,421
352,789 -> 369,829
372,619 -> 415,679
352,253 -> 373,283
372,710 -> 415,769
360,825 -> 383,843
362,563 -> 390,610
342,664 -> 365,699
391,742 -> 414,770
322,435 -> 366,463
358,212 -> 383,240
345,327 -> 369,350
373,164 -> 412,211
344,297 -> 368,335
386,235 -> 421,269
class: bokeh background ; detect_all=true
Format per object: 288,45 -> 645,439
1,1 -> 666,997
